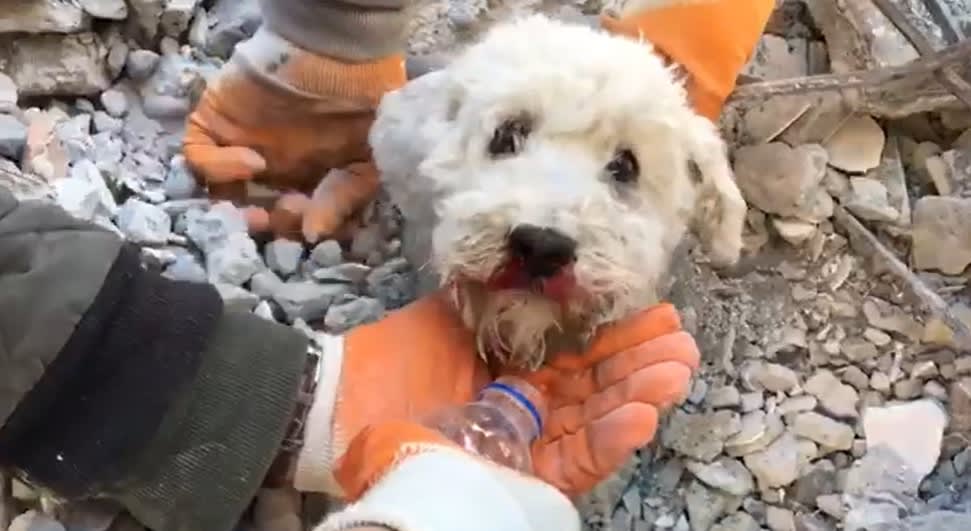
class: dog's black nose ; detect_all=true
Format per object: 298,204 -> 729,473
508,224 -> 577,278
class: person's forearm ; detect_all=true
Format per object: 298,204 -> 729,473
0,189 -> 310,531
258,0 -> 415,62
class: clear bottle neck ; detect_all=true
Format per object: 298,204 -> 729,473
478,377 -> 547,443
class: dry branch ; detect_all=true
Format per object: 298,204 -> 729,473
870,0 -> 971,109
832,205 -> 971,353
729,37 -> 971,103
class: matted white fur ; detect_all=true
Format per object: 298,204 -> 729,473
370,14 -> 746,368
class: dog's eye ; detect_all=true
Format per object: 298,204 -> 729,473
489,118 -> 530,156
606,149 -> 639,184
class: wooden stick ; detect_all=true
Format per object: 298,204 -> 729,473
871,0 -> 971,109
832,205 -> 971,353
729,38 -> 971,102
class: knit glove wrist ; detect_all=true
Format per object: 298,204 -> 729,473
315,421 -> 581,531
292,291 -> 491,496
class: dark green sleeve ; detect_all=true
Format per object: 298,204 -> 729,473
0,188 -> 309,531
0,187 -> 123,427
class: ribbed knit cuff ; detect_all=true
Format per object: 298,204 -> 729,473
316,447 -> 582,531
294,333 -> 347,496
233,27 -> 407,107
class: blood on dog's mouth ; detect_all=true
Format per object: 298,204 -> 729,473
485,257 -> 577,303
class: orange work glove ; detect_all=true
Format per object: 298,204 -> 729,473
321,421 -> 581,531
510,303 -> 701,497
600,0 -> 775,121
291,291 -> 491,495
182,28 -> 406,242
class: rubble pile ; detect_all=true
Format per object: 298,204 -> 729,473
2,1 -> 971,531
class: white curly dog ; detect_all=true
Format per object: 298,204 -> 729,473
370,13 -> 747,369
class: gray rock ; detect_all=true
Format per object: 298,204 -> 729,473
99,88 -> 128,118
791,412 -> 854,450
312,263 -> 372,285
744,361 -> 799,393
912,196 -> 971,274
250,269 -> 285,298
310,240 -> 344,267
127,0 -> 165,40
9,510 -> 66,531
707,386 -> 741,409
743,431 -> 800,489
824,115 -> 885,173
844,177 -> 899,222
0,72 -> 17,112
253,300 -> 276,322
164,252 -> 207,283
0,1 -> 89,34
205,0 -> 262,59
185,202 -> 248,252
163,154 -> 198,199
324,297 -> 386,333
215,283 -> 260,312
92,111 -> 122,134
0,32 -> 110,97
188,7 -> 209,49
733,143 -> 832,222
662,409 -> 742,462
272,281 -> 350,323
724,410 -> 784,457
160,0 -> 199,37
78,0 -> 128,19
366,257 -> 418,310
125,49 -> 160,80
55,159 -> 117,220
684,458 -> 754,496
116,198 -> 172,245
685,480 -> 737,531
804,370 -> 859,419
861,400 -> 947,484
206,232 -> 263,285
711,512 -> 759,531
0,113 -> 27,159
265,239 -> 304,277
765,506 -> 796,531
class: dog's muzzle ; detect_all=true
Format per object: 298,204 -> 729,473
486,224 -> 578,302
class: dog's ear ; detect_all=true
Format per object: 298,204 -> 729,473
369,70 -> 459,220
682,114 -> 747,267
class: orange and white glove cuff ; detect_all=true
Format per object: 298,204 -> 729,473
294,332 -> 347,495
316,443 -> 581,531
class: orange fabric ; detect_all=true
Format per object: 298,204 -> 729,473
504,303 -> 701,497
334,421 -> 457,501
600,0 -> 775,121
330,300 -> 698,500
334,291 -> 492,459
182,48 -> 406,241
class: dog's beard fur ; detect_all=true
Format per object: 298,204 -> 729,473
371,15 -> 748,369
435,206 -> 662,370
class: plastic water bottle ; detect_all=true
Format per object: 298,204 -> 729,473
421,376 -> 547,473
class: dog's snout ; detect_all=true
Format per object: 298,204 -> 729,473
508,224 -> 577,277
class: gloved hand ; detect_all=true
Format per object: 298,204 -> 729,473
508,303 -> 700,497
292,290 -> 492,495
319,421 -> 581,531
292,295 -> 698,500
182,28 -> 407,242
600,0 -> 775,120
